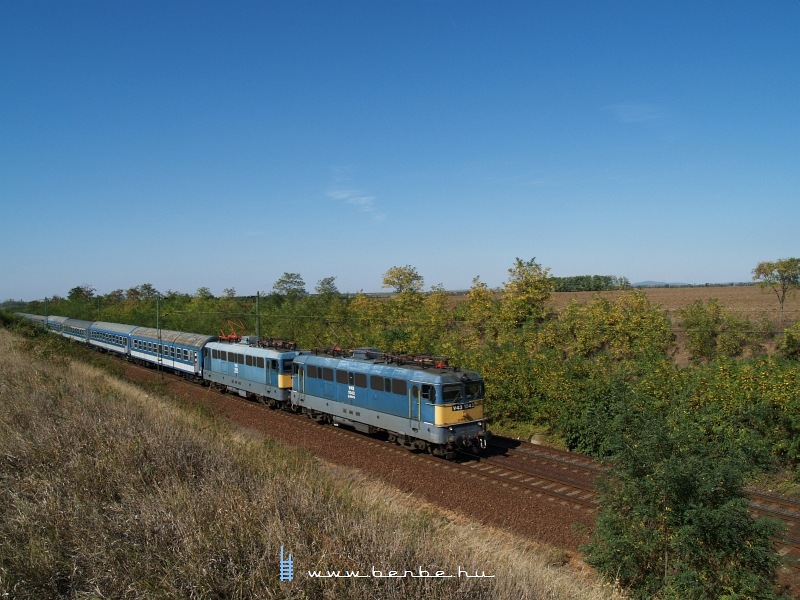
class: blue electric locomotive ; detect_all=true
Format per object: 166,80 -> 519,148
203,338 -> 306,406
291,349 -> 488,458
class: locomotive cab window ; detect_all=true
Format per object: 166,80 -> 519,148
421,384 -> 436,403
465,381 -> 484,400
442,385 -> 463,403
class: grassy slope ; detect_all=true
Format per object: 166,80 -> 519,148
0,328 -> 621,600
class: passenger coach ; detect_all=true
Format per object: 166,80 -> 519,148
88,321 -> 136,356
129,326 -> 217,379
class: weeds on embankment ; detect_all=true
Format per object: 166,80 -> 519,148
0,327 -> 621,599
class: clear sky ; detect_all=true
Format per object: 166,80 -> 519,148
2,1 -> 798,301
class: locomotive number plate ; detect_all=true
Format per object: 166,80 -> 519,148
452,402 -> 475,411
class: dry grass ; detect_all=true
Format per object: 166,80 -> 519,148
0,328 -> 622,599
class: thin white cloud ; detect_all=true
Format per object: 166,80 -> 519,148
608,102 -> 665,123
326,186 -> 386,222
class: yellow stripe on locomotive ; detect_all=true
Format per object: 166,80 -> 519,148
434,400 -> 484,427
278,373 -> 293,389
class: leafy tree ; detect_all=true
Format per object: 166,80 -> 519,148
498,257 -> 553,329
104,289 -> 126,303
406,284 -> 453,355
585,400 -> 784,599
382,265 -> 424,294
461,276 -> 499,347
753,258 -> 800,324
138,283 -> 161,299
67,285 -> 95,302
679,299 -> 752,362
272,273 -> 307,302
780,319 -> 800,360
315,276 -> 339,296
546,291 -> 672,361
195,287 -> 215,300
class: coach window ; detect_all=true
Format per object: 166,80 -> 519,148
308,365 -> 317,378
184,349 -> 190,361
257,357 -> 264,369
336,370 -> 348,384
354,373 -> 367,388
246,355 -> 252,366
370,375 -> 384,391
322,367 -> 334,381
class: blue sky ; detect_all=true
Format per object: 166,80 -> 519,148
2,1 -> 798,301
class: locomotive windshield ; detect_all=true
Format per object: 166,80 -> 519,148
442,381 -> 484,403
442,385 -> 463,403
464,381 -> 484,400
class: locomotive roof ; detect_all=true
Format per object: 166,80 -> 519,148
205,340 -> 304,358
294,352 -> 482,383
130,326 -> 218,347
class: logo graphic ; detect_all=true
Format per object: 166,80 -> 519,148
279,546 -> 294,581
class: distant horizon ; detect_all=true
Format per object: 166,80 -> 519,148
4,276 -> 762,304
